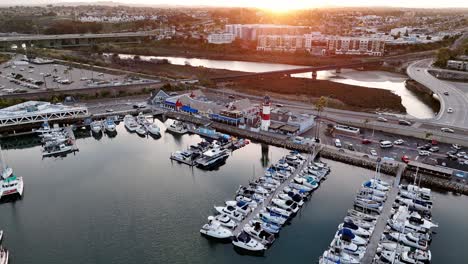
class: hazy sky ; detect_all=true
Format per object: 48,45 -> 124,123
10,0 -> 468,8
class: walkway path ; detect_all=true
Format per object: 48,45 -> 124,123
361,163 -> 406,264
232,145 -> 321,236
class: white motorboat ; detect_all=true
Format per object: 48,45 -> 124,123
388,232 -> 428,250
330,237 -> 366,258
338,222 -> 371,238
278,192 -> 304,206
289,182 -> 313,193
336,228 -> 367,246
358,187 -> 387,198
166,120 -> 188,134
170,151 -> 194,163
243,223 -> 275,246
103,119 -> 116,133
369,178 -> 390,187
362,180 -> 389,192
136,126 -> 147,136
274,160 -> 292,172
400,184 -> 431,201
249,220 -> 280,234
42,143 -> 72,157
293,176 -> 319,190
343,217 -> 375,230
0,168 -> 24,198
235,196 -> 258,208
90,120 -> 102,134
397,198 -> 432,213
266,206 -> 292,219
356,193 -> 386,203
401,249 -> 431,263
272,198 -> 300,214
0,247 -> 8,264
208,215 -> 236,229
124,115 -> 139,132
232,231 -> 266,253
354,198 -> 383,212
258,211 -> 287,226
200,220 -> 233,240
225,201 -> 252,215
146,123 -> 161,137
320,249 -> 360,264
196,147 -> 230,169
389,206 -> 438,234
214,206 -> 243,221
347,209 -> 378,222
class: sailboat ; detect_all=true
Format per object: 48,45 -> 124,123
0,145 -> 24,199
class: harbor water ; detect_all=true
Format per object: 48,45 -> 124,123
0,120 -> 465,263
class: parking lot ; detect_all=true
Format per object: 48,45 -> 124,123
0,55 -> 156,95
303,121 -> 468,171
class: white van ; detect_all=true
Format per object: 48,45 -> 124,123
380,141 -> 393,148
334,139 -> 342,148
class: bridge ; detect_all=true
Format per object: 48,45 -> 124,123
210,61 -> 383,82
0,31 -> 160,49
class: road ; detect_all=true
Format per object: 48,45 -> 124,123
407,59 -> 468,128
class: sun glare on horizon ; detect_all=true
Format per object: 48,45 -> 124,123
252,0 -> 313,13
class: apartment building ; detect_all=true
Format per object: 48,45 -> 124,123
225,24 -> 309,41
447,60 -> 468,71
207,33 -> 235,44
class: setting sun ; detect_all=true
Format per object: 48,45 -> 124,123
251,0 -> 312,12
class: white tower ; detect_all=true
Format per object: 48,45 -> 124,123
260,96 -> 271,131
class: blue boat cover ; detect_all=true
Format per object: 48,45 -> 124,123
338,228 -> 355,239
363,181 -> 372,188
237,201 -> 247,207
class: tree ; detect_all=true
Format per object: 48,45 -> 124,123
434,47 -> 453,68
425,132 -> 433,141
313,96 -> 328,142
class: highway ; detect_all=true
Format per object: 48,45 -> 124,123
407,58 -> 468,128
0,31 -> 159,42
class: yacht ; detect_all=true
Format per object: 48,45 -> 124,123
145,123 -> 161,138
249,220 -> 281,234
258,211 -> 287,226
0,167 -> 24,199
214,205 -> 243,221
170,150 -> 196,164
388,232 -> 429,250
90,121 -> 102,134
232,231 -> 266,254
289,182 -> 313,193
225,200 -> 251,215
330,237 -> 366,259
293,177 -> 318,190
335,228 -> 367,246
200,220 -> 233,241
272,198 -> 300,214
42,144 -> 72,157
338,222 -> 371,238
136,126 -> 147,137
347,209 -> 378,222
266,206 -> 292,219
208,215 -> 236,229
320,249 -> 360,264
196,147 -> 229,169
362,180 -> 389,192
123,115 -> 139,132
343,217 -> 375,230
0,247 -> 8,264
278,192 -> 304,206
166,120 -> 188,134
103,119 -> 117,133
243,223 -> 275,246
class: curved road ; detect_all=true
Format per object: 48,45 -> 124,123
407,59 -> 468,128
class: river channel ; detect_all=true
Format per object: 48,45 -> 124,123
0,120 -> 465,264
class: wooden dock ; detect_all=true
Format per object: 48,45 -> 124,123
232,145 -> 321,237
360,163 -> 406,264
64,126 -> 79,152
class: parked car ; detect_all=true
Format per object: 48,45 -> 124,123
377,117 -> 388,122
456,152 -> 466,158
398,120 -> 412,126
370,149 -> 378,156
418,150 -> 431,156
441,127 -> 455,133
379,141 -> 393,148
418,144 -> 432,151
334,139 -> 342,148
361,139 -> 371,144
401,155 -> 410,163
447,108 -> 454,113
394,139 -> 404,145
444,91 -> 449,96
429,146 -> 439,152
452,144 -> 462,150
361,138 -> 372,145
347,144 -> 355,151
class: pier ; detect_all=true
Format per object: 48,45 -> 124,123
360,163 -> 406,264
64,126 -> 79,153
232,145 -> 322,237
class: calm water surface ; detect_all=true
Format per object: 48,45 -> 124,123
118,54 -> 435,119
0,120 -> 464,263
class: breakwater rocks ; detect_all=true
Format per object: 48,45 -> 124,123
403,171 -> 468,196
404,79 -> 440,112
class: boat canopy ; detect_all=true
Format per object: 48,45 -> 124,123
338,228 -> 356,240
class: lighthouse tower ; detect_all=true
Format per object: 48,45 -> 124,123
260,96 -> 271,131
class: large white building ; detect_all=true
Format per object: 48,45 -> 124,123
225,24 -> 309,41
256,34 -> 385,56
207,33 -> 235,44
447,60 -> 468,71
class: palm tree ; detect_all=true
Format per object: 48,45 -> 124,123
314,96 -> 328,142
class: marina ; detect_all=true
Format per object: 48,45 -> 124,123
0,121 -> 465,263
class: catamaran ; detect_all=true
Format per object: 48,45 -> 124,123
0,147 -> 24,199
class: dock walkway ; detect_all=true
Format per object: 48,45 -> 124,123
232,145 -> 321,236
64,126 -> 79,152
361,163 -> 406,264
